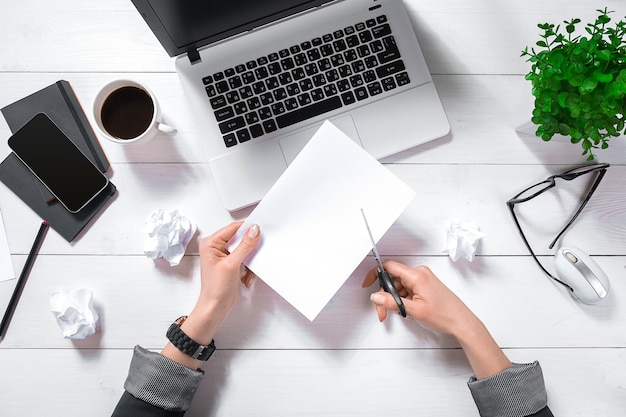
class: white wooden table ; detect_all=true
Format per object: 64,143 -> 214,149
1,1 -> 625,415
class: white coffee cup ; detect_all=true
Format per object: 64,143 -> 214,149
93,79 -> 176,144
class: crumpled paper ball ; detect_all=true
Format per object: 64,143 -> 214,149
442,219 -> 486,262
144,209 -> 197,266
50,288 -> 98,339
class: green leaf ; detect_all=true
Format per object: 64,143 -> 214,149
592,71 -> 613,83
607,125 -> 618,136
595,49 -> 611,61
579,77 -> 598,94
548,52 -> 565,67
597,14 -> 611,25
580,101 -> 591,113
536,125 -> 545,136
569,75 -> 584,87
536,40 -> 548,48
570,62 -> 585,74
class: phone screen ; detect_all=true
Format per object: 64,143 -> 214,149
8,113 -> 109,213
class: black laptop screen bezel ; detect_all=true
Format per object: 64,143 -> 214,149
131,0 -> 336,58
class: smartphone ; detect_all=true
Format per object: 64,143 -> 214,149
8,113 -> 109,213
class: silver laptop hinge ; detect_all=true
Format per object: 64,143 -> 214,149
187,49 -> 201,65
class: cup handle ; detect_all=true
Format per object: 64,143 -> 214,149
157,122 -> 177,135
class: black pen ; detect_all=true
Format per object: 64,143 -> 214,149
0,221 -> 49,340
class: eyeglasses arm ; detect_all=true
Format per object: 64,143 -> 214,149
507,202 -> 574,292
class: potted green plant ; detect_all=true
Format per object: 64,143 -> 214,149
521,7 -> 626,160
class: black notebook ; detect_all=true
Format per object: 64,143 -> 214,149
0,80 -> 116,242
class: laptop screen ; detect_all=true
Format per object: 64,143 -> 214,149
132,0 -> 334,58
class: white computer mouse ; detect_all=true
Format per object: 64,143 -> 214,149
554,246 -> 610,304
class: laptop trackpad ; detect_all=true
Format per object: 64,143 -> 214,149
211,117 -> 361,211
279,116 -> 362,165
209,140 -> 288,211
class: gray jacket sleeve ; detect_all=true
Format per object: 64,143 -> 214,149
119,347 -> 549,416
123,345 -> 205,412
467,361 -> 549,417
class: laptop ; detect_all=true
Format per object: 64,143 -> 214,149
131,0 -> 449,211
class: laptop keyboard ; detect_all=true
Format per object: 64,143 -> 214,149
202,14 -> 411,148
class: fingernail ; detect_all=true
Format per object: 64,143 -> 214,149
370,292 -> 385,305
247,224 -> 259,239
244,276 -> 256,288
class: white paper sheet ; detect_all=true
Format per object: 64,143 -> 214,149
229,121 -> 416,321
0,210 -> 15,282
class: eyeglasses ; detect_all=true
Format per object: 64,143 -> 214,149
506,163 -> 610,290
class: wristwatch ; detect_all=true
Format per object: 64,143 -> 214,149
166,315 -> 216,361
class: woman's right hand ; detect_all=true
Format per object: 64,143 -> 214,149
362,261 -> 478,338
363,261 -> 512,379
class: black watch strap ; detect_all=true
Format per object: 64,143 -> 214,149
166,316 -> 216,361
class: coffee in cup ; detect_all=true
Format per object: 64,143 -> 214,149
93,80 -> 176,144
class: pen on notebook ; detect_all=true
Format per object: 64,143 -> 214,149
0,221 -> 49,340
